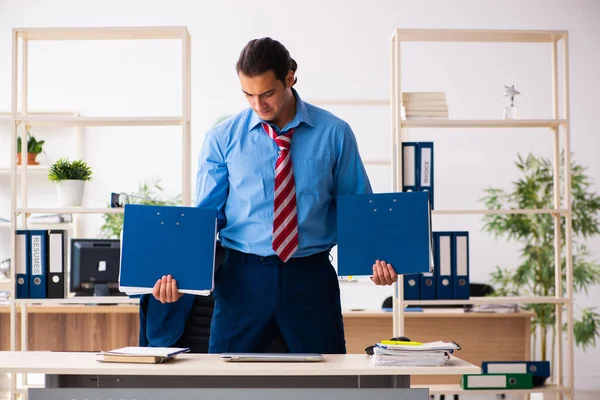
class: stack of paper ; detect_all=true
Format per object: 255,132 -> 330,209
401,92 -> 449,119
371,341 -> 459,367
97,346 -> 190,364
468,303 -> 519,313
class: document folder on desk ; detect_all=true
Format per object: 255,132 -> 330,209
119,204 -> 217,295
337,192 -> 433,277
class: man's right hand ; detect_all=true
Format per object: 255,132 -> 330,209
152,275 -> 184,303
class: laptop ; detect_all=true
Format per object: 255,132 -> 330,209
220,353 -> 324,362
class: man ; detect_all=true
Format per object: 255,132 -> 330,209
153,37 -> 397,354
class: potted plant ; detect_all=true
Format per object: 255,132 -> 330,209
481,152 -> 600,364
16,125 -> 44,165
48,158 -> 93,207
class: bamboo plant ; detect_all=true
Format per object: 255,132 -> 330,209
481,152 -> 600,362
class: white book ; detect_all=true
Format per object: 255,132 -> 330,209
402,92 -> 446,101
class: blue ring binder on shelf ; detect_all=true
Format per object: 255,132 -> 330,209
119,204 -> 217,296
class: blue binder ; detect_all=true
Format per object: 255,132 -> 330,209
15,230 -> 30,299
29,230 -> 48,299
453,231 -> 470,300
482,361 -> 550,378
403,274 -> 421,300
337,192 -> 433,277
119,204 -> 218,295
435,231 -> 453,300
417,142 -> 434,209
401,142 -> 418,192
421,232 -> 437,300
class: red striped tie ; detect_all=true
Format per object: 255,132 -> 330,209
262,122 -> 298,262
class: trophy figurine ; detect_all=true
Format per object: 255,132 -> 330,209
503,85 -> 520,119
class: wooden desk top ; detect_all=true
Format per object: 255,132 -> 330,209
0,305 -> 139,314
0,305 -> 535,317
343,309 -> 536,318
0,351 -> 479,376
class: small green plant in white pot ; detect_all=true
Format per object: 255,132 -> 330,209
48,158 -> 93,207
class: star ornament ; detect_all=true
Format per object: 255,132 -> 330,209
504,84 -> 521,98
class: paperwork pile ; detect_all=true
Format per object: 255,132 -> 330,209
467,303 -> 519,313
371,341 -> 459,367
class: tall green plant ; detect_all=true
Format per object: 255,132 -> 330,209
481,152 -> 600,361
99,178 -> 181,239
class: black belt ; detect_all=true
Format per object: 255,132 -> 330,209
225,248 -> 329,265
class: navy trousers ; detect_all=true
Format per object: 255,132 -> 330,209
208,248 -> 346,354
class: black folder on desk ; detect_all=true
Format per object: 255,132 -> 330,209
119,204 -> 217,295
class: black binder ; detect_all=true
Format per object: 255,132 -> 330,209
48,230 -> 67,299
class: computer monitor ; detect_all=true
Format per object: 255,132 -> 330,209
70,239 -> 124,296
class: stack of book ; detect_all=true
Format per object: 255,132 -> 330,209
401,92 -> 448,119
371,340 -> 460,367
97,346 -> 190,364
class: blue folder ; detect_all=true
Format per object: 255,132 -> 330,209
435,231 -> 454,300
403,274 -> 421,300
482,361 -> 550,378
337,192 -> 433,277
29,230 -> 48,299
482,361 -> 550,387
421,232 -> 437,300
417,142 -> 434,209
452,231 -> 470,299
119,204 -> 218,295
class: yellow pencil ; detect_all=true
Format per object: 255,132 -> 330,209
380,340 -> 423,346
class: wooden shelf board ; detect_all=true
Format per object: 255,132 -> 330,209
15,208 -> 123,214
14,116 -> 184,127
395,29 -> 567,43
413,383 -> 570,395
404,296 -> 569,306
432,208 -> 567,216
400,119 -> 566,128
14,26 -> 188,41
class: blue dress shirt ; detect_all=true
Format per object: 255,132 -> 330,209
195,89 -> 372,257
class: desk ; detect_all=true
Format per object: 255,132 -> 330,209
1,306 -> 531,386
0,351 -> 478,390
0,305 -> 139,351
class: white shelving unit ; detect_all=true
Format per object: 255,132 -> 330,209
6,26 -> 192,400
390,29 -> 574,398
0,111 -> 82,298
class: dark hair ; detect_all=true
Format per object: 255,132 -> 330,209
236,37 -> 297,85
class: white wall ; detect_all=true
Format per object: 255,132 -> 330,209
0,0 -> 598,390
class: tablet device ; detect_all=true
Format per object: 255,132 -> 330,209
220,353 -> 324,362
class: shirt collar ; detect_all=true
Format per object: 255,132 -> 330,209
248,88 -> 315,133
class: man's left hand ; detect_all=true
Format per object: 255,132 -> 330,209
370,260 -> 397,286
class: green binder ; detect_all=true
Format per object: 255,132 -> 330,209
460,373 -> 533,390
